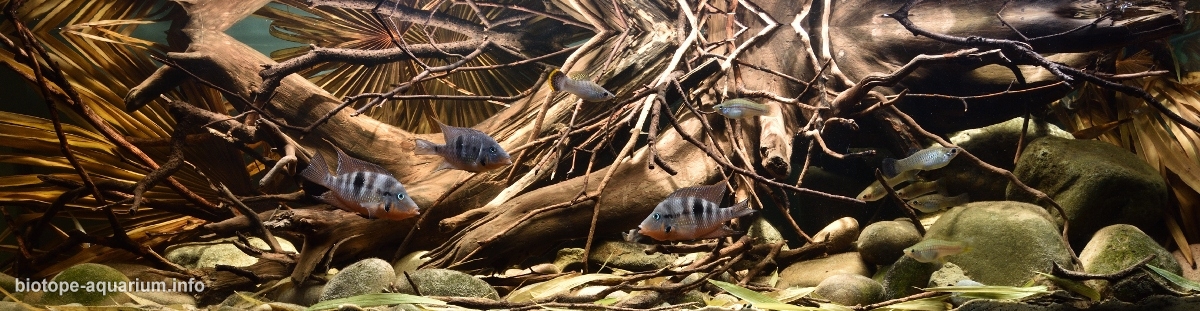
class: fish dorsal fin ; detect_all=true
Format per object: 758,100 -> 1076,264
568,72 -> 589,81
331,144 -> 391,176
437,121 -> 486,142
668,180 -> 729,205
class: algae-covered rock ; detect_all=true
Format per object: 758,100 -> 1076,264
857,220 -> 921,265
0,272 -> 13,296
553,248 -> 585,273
879,256 -> 940,299
35,263 -> 130,306
748,217 -> 788,249
1079,224 -> 1182,301
814,273 -> 883,306
274,283 -> 323,306
1008,136 -> 1168,248
319,258 -> 395,302
777,252 -> 870,289
813,217 -> 859,254
901,201 -> 1074,288
587,241 -> 674,272
166,237 -> 296,270
394,269 -> 498,299
930,117 -> 1072,201
927,262 -> 970,287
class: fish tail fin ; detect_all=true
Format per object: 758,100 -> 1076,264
881,158 -> 900,178
730,199 -> 756,218
414,139 -> 440,155
300,151 -> 330,186
548,68 -> 564,91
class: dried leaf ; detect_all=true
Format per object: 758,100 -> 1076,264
1145,264 -> 1200,292
305,293 -> 445,311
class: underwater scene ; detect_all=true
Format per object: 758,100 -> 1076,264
0,0 -> 1199,310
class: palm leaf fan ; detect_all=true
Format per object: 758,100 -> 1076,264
257,0 -> 540,133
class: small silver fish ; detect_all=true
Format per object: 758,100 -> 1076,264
896,179 -> 945,200
907,193 -> 969,213
415,121 -> 513,172
881,146 -> 960,178
856,170 -> 918,202
549,69 -> 615,102
638,181 -> 756,241
712,98 -> 769,119
300,146 -> 419,220
903,239 -> 971,263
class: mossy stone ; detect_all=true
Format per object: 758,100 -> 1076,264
38,263 -> 130,306
922,201 -> 1075,286
394,269 -> 498,299
814,273 -> 884,306
857,220 -> 921,265
1007,136 -> 1168,248
1079,224 -> 1182,300
319,258 -> 395,302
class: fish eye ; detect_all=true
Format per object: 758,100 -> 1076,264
397,193 -> 405,200
652,213 -> 660,220
489,147 -> 497,153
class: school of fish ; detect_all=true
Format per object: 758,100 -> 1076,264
638,181 -> 757,241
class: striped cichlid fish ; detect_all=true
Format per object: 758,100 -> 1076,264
712,98 -> 769,119
896,179 -> 945,200
300,145 -> 419,220
903,239 -> 972,263
907,193 -> 969,213
548,69 -> 614,102
856,170 -> 917,201
638,181 -> 757,241
415,121 -> 513,172
881,146 -> 960,178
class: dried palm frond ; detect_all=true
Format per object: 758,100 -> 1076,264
257,0 -> 541,133
0,0 -> 259,276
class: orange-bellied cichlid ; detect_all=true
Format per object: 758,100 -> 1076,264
638,181 -> 757,241
300,145 -> 419,220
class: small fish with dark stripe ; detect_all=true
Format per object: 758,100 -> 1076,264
712,98 -> 769,119
300,146 -> 419,220
548,69 -> 615,102
881,146 -> 960,178
415,121 -> 513,172
638,181 -> 757,241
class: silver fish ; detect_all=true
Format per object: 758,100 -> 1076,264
414,121 -> 513,172
907,193 -> 969,213
881,146 -> 960,178
856,170 -> 918,201
638,181 -> 757,241
549,69 -> 615,102
300,146 -> 419,220
903,239 -> 971,263
896,179 -> 945,200
712,98 -> 769,119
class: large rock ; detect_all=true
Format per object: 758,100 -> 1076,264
857,220 -> 921,265
814,274 -> 883,306
394,269 -> 498,299
1007,136 -> 1168,247
885,201 -> 1075,289
777,252 -> 870,289
33,263 -> 130,306
165,237 -> 297,270
878,256 -> 940,299
1079,224 -> 1182,301
812,217 -> 859,254
930,117 -> 1073,201
587,241 -> 675,272
319,258 -> 395,302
